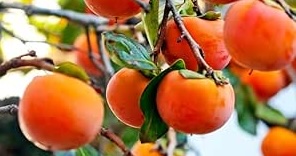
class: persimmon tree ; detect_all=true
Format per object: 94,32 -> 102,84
0,0 -> 296,156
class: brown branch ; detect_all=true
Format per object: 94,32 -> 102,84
166,0 -> 227,85
151,0 -> 170,64
0,51 -> 55,76
100,127 -> 133,156
133,0 -> 150,13
191,0 -> 202,15
0,104 -> 18,115
166,0 -> 208,70
95,30 -> 114,82
274,0 -> 296,21
85,26 -> 106,75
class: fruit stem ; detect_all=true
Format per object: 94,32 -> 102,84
133,0 -> 150,13
166,0 -> 226,85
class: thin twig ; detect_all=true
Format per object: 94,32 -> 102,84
0,23 -> 78,52
100,127 -> 133,156
151,0 -> 170,64
96,29 -> 114,80
166,0 -> 226,85
133,0 -> 150,13
0,51 -> 55,76
166,0 -> 209,71
274,0 -> 296,21
85,26 -> 106,75
191,0 -> 202,15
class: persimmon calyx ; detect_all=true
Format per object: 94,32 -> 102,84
198,11 -> 221,21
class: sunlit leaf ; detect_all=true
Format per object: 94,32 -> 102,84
256,104 -> 288,127
54,62 -> 90,83
142,0 -> 159,49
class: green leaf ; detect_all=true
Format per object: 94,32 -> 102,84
235,84 -> 258,135
54,62 -> 90,83
140,59 -> 186,143
75,145 -> 100,156
255,104 -> 288,127
179,69 -> 205,79
142,0 -> 159,49
102,32 -> 158,71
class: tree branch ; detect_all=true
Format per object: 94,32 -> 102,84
0,51 -> 55,76
274,0 -> 296,21
0,104 -> 18,115
166,0 -> 227,85
100,128 -> 133,156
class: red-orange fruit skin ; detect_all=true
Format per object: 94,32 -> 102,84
261,127 -> 296,156
84,0 -> 149,20
163,17 -> 231,71
18,73 -> 104,151
204,0 -> 238,4
224,0 -> 296,71
106,68 -> 150,128
156,70 -> 235,134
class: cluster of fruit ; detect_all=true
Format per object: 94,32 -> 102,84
15,0 -> 296,155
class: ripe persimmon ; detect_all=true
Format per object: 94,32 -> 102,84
229,61 -> 290,101
74,32 -> 102,77
106,68 -> 150,128
18,73 -> 104,151
162,17 -> 230,71
224,0 -> 296,71
131,141 -> 162,156
83,0 -> 149,20
261,127 -> 296,156
204,0 -> 238,4
156,70 -> 235,134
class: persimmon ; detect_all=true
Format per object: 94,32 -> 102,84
106,68 -> 150,128
162,17 -> 230,71
74,32 -> 102,77
83,0 -> 149,20
131,141 -> 162,156
229,61 -> 290,101
224,0 -> 296,71
18,73 -> 104,151
204,0 -> 238,4
261,127 -> 296,156
156,70 -> 235,134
